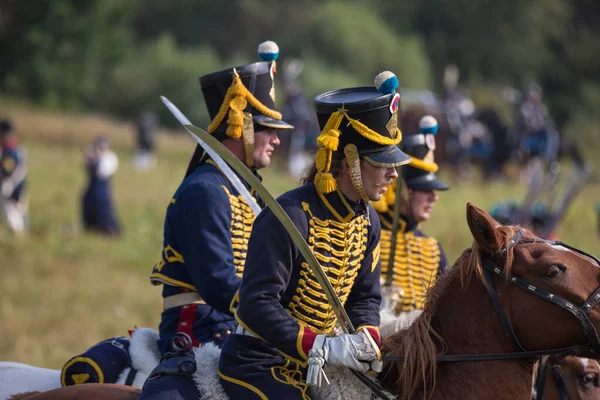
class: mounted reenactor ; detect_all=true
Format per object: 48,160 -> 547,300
61,41 -> 293,396
372,116 -> 449,316
0,118 -> 28,235
218,71 -> 411,399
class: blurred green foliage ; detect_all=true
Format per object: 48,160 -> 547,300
1,0 -> 599,132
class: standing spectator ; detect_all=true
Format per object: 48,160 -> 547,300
0,119 -> 28,235
133,112 -> 158,171
82,135 -> 120,236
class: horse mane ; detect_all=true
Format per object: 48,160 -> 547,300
380,224 -> 521,400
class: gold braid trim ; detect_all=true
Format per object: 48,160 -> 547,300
206,70 -> 282,139
408,155 -> 439,173
314,109 -> 402,194
345,114 -> 402,145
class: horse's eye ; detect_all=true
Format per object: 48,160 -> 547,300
582,372 -> 599,387
545,265 -> 565,279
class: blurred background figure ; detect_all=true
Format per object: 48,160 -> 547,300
133,111 -> 158,172
280,58 -> 319,179
439,64 -> 508,181
82,135 -> 120,237
515,82 -> 560,167
0,118 -> 28,235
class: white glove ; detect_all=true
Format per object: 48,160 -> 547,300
306,331 -> 382,387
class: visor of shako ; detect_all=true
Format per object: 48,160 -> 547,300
312,71 -> 410,200
401,116 -> 448,191
190,41 -> 293,172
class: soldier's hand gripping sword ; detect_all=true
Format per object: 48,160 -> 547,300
160,96 -> 261,216
162,97 -> 391,400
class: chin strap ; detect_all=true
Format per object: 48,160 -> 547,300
344,143 -> 371,225
242,112 -> 254,167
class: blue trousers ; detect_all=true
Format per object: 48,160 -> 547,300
139,354 -> 198,400
218,334 -> 312,400
140,374 -> 198,400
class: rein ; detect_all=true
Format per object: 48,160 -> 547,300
534,356 -> 568,400
383,230 -> 600,365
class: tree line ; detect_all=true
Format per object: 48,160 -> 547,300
1,0 -> 598,134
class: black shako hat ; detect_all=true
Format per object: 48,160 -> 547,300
311,71 -> 411,197
185,41 -> 293,177
401,115 -> 448,191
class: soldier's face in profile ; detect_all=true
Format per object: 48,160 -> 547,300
410,189 -> 439,223
360,161 -> 398,201
252,129 -> 280,169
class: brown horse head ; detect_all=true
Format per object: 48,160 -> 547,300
467,202 -> 600,354
379,203 -> 600,400
535,356 -> 600,400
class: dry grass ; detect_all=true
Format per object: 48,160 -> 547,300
0,98 -> 598,370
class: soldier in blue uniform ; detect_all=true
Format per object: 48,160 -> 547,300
138,41 -> 293,399
372,116 -> 449,315
218,71 -> 412,399
61,41 -> 293,394
0,119 -> 28,235
81,135 -> 121,236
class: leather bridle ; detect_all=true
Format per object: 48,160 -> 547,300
383,229 -> 600,363
534,356 -> 568,400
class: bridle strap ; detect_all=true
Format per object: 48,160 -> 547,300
382,230 -> 600,366
482,266 -> 527,352
550,357 -> 569,400
534,356 -> 569,400
482,234 -> 600,355
382,346 -> 584,363
535,357 -> 549,400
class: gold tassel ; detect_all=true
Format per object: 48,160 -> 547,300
317,129 -> 340,151
227,109 -> 244,126
315,172 -> 337,193
315,148 -> 329,172
313,111 -> 345,194
226,124 -> 242,138
206,72 -> 282,137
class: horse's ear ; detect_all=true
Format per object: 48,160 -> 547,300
466,203 -> 502,254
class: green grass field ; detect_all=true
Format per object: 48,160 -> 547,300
1,100 -> 599,370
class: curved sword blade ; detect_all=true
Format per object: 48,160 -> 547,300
182,122 -> 355,334
160,96 -> 262,216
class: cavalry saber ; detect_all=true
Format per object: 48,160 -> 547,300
177,122 -> 356,334
182,122 -> 393,400
160,96 -> 262,216
163,99 -> 391,400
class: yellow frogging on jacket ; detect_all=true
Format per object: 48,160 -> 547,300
286,203 -> 369,334
380,227 -> 441,313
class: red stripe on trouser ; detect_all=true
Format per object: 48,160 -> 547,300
177,304 -> 200,348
